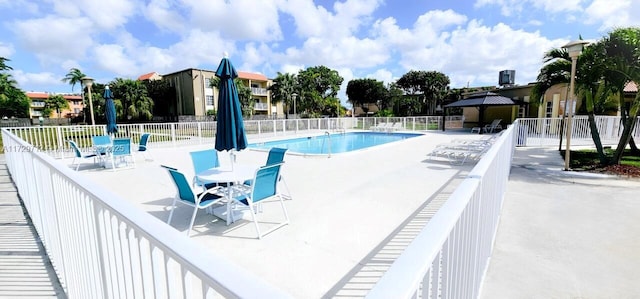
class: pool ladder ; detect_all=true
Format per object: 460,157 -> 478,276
321,131 -> 331,158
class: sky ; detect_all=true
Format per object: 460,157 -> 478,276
1,0 -> 640,107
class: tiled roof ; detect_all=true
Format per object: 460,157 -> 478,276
624,81 -> 637,93
138,72 -> 159,80
237,71 -> 268,81
25,92 -> 81,100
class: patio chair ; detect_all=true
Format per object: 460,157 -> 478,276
388,122 -> 403,132
110,138 -> 135,170
483,119 -> 503,133
244,147 -> 293,200
189,149 -> 226,190
229,162 -> 289,239
137,133 -> 153,161
67,140 -> 98,171
163,166 -> 225,236
92,135 -> 111,164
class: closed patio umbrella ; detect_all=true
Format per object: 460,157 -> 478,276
103,86 -> 118,135
214,54 -> 247,164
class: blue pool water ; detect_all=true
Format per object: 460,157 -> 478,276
249,132 -> 422,155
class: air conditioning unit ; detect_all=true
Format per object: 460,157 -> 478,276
499,70 -> 515,86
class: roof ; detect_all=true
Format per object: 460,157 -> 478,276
138,72 -> 160,81
25,92 -> 82,100
445,91 -> 517,108
624,81 -> 637,93
237,71 -> 268,81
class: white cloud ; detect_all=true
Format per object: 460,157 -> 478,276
367,68 -> 395,85
184,0 -> 282,42
144,0 -> 187,33
585,0 -> 640,31
0,42 -> 14,58
11,16 -> 95,64
10,69 -> 65,92
474,0 -> 582,16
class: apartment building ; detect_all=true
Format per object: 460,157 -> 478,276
159,68 -> 282,118
25,92 -> 83,121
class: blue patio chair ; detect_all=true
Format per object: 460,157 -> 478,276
244,147 -> 293,200
164,166 -> 225,236
230,162 -> 289,239
110,138 -> 135,170
137,133 -> 153,161
92,135 -> 111,165
189,149 -> 227,190
67,140 -> 98,171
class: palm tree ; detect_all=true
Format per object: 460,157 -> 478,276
0,57 -> 13,72
62,68 -> 86,92
268,72 -> 298,118
45,94 -> 70,121
110,78 -> 154,121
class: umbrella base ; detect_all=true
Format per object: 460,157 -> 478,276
210,205 -> 251,225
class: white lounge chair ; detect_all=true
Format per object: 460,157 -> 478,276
371,122 -> 390,131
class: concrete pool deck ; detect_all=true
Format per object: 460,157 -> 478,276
79,129 -> 477,298
5,127 -> 640,297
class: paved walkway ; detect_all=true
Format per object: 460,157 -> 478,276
3,144 -> 639,298
481,147 -> 640,298
0,155 -> 66,298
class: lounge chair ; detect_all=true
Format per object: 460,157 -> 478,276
471,119 -> 503,134
67,140 -> 98,171
427,137 -> 494,165
137,133 -> 153,161
163,166 -> 225,236
229,162 -> 289,239
388,122 -> 403,132
371,122 -> 390,131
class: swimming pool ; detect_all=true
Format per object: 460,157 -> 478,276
249,132 -> 422,155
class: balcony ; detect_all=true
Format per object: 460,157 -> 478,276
251,87 -> 268,96
254,102 -> 268,111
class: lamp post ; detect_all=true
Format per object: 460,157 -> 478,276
292,92 -> 298,119
562,40 -> 589,171
81,76 -> 95,125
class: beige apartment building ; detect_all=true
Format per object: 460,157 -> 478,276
25,92 -> 83,122
159,68 -> 283,118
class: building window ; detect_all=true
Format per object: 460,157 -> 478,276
545,101 -> 553,118
205,78 -> 212,88
205,95 -> 214,106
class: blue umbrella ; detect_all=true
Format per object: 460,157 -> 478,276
103,86 -> 118,134
214,56 -> 247,152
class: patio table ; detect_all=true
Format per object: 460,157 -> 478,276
196,164 -> 258,225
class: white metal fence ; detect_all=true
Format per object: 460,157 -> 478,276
1,130 -> 292,299
4,116 -> 464,159
4,115 -> 639,298
366,121 -> 517,299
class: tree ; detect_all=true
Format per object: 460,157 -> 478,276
346,78 -> 388,112
268,72 -> 298,118
599,27 -> 640,163
144,79 -> 176,117
209,77 -> 255,117
0,64 -> 29,118
110,78 -> 154,121
0,57 -> 13,72
62,68 -> 86,92
297,66 -> 343,117
396,70 -> 450,115
45,94 -> 69,119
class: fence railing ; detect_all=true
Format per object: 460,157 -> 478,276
366,120 -> 517,299
1,129 -> 292,299
3,116 -> 467,157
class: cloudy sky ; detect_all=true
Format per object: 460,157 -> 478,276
1,0 -> 639,106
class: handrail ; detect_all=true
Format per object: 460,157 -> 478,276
1,129 -> 292,298
324,131 -> 331,157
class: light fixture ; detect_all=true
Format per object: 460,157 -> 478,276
561,39 -> 589,171
81,76 -> 95,126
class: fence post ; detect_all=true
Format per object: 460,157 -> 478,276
171,123 -> 176,148
56,126 -> 65,159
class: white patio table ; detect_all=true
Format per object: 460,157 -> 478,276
196,164 -> 258,225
